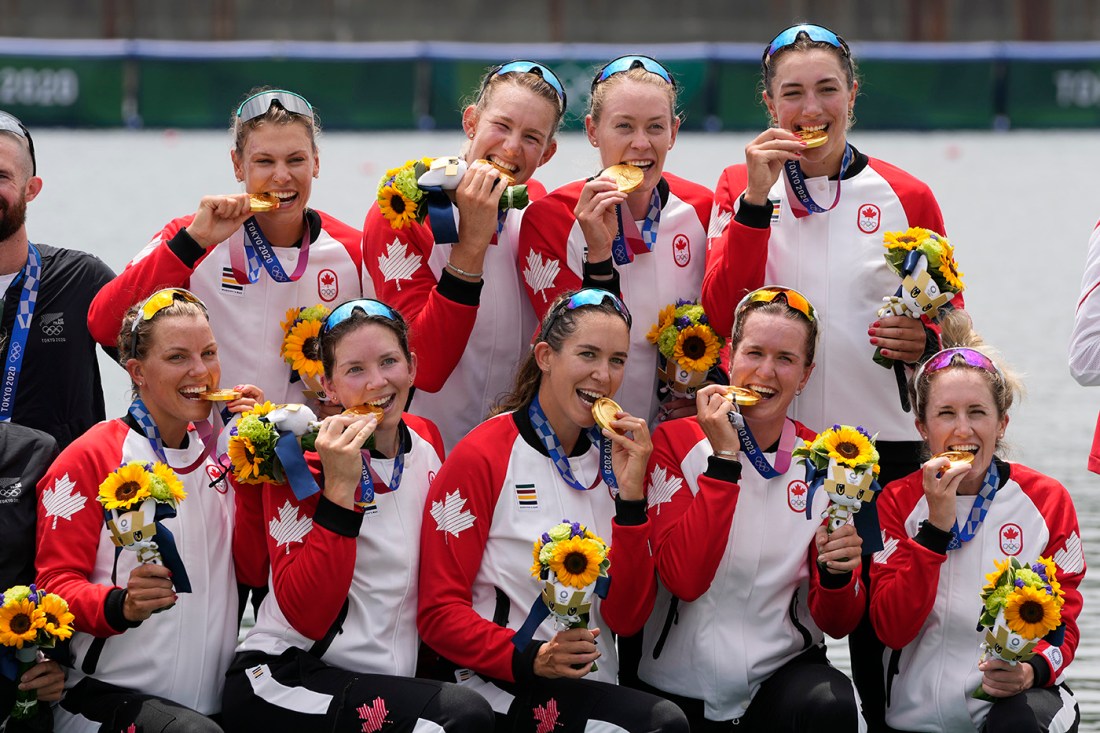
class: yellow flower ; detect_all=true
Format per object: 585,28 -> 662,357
281,307 -> 302,334
672,325 -> 721,373
246,401 -> 276,419
646,304 -> 677,344
152,463 -> 187,504
98,463 -> 152,511
883,228 -> 931,251
38,594 -> 74,642
1035,556 -> 1065,608
0,598 -> 45,648
282,319 -> 325,379
378,185 -> 418,229
936,239 -> 964,291
227,436 -> 268,484
983,557 -> 1014,594
822,427 -> 876,468
548,537 -> 604,589
1004,585 -> 1060,639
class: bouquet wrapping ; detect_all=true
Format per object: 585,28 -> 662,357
0,584 -> 73,719
646,300 -> 725,400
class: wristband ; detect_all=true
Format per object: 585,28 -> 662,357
585,257 -> 615,276
714,450 -> 740,460
445,262 -> 484,280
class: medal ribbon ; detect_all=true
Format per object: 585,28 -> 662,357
782,143 -> 854,217
947,460 -> 1000,551
735,418 -> 796,479
0,243 -> 40,422
610,188 -> 661,266
528,396 -> 618,493
127,398 -> 222,475
229,216 -> 311,285
356,430 -> 407,507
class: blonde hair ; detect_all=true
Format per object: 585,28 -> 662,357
231,86 -> 321,157
589,66 -> 679,124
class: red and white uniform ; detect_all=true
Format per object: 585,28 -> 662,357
639,417 -> 864,721
35,419 -> 238,731
518,175 -> 712,423
1068,220 -> 1100,473
237,415 -> 444,675
870,462 -> 1085,732
417,409 -> 654,710
364,182 -> 546,450
87,211 -> 363,404
702,153 -> 953,441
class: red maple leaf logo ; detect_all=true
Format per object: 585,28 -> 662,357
533,698 -> 562,733
321,272 -> 335,285
1003,527 -> 1019,540
862,206 -> 877,219
791,485 -> 806,495
357,696 -> 392,732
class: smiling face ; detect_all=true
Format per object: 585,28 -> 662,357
729,310 -> 814,431
126,313 -> 219,446
917,368 -> 1008,494
764,48 -> 856,177
534,310 -> 629,442
586,76 -> 679,196
463,82 -> 559,186
231,120 -> 318,221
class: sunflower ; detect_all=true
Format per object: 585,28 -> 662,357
646,304 -> 677,344
531,541 -> 545,580
282,319 -> 325,378
98,463 -> 152,511
0,598 -> 44,648
936,240 -> 965,292
227,435 -> 269,484
38,593 -> 74,642
983,557 -> 1014,594
1004,585 -> 1060,639
281,307 -> 301,334
673,325 -> 721,373
821,426 -> 876,468
378,185 -> 419,229
1034,556 -> 1065,608
151,462 -> 187,505
883,228 -> 930,251
548,537 -> 605,589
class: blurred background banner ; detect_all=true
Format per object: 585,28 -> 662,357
3,38 -> 1100,130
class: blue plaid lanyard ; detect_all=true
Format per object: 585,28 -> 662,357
782,143 -> 853,215
947,460 -> 1000,551
528,396 -> 618,493
233,216 -> 311,284
128,398 -> 218,475
357,431 -> 406,506
0,243 -> 40,422
610,188 -> 661,266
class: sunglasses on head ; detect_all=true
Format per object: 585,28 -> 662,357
479,61 -> 568,112
236,89 -> 314,124
592,55 -> 676,91
736,286 -> 817,323
130,288 -> 207,356
762,23 -> 851,66
321,299 -> 403,337
539,288 -> 632,341
914,347 -> 1001,385
0,111 -> 35,176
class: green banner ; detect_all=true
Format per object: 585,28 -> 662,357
0,56 -> 124,126
1006,60 -> 1100,127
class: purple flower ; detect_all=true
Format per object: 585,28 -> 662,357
541,533 -> 551,545
833,424 -> 842,432
1015,579 -> 1025,588
698,313 -> 709,325
675,316 -> 691,329
570,521 -> 582,537
856,426 -> 872,439
1045,585 -> 1053,595
676,298 -> 694,307
1032,564 -> 1048,580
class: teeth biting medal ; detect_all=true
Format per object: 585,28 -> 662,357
591,397 -> 624,434
249,192 -> 280,212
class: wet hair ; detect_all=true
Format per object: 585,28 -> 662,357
319,306 -> 412,380
118,294 -> 209,396
760,29 -> 860,119
231,86 -> 321,157
469,67 -> 565,137
493,293 -> 629,416
589,66 -> 680,125
730,296 -> 818,365
909,309 -> 1024,453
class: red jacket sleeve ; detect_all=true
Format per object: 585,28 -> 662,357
87,217 -> 200,347
517,183 -> 585,321
598,511 -> 655,637
35,422 -> 131,637
417,429 -> 517,681
363,203 -> 479,393
231,478 -> 270,588
806,541 -> 865,638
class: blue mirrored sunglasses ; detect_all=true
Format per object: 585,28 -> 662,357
592,55 -> 675,91
914,347 -> 1002,385
0,111 -> 35,175
481,61 -> 567,112
322,299 -> 402,336
539,288 -> 631,341
236,89 -> 314,124
762,23 -> 850,65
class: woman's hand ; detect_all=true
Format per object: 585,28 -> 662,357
533,627 -> 602,679
604,411 -> 652,502
743,128 -> 805,206
921,455 -> 970,533
815,524 -> 862,575
225,383 -> 263,415
451,161 -> 504,277
694,384 -> 742,457
122,563 -> 176,621
185,194 -> 255,249
19,658 -> 65,702
869,315 -> 927,364
979,657 -> 1035,698
315,413 -> 377,510
573,175 -> 627,264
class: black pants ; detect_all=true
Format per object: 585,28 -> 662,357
503,676 -> 688,733
60,677 -> 222,733
221,648 -> 494,733
883,683 -> 1079,733
639,646 -> 862,733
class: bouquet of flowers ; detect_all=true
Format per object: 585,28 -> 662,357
527,520 -> 611,670
793,425 -> 882,537
0,584 -> 73,719
281,304 -> 330,400
875,227 -> 965,368
377,157 -> 530,235
973,556 -> 1065,699
646,300 -> 725,399
98,460 -> 191,593
227,401 -> 323,501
